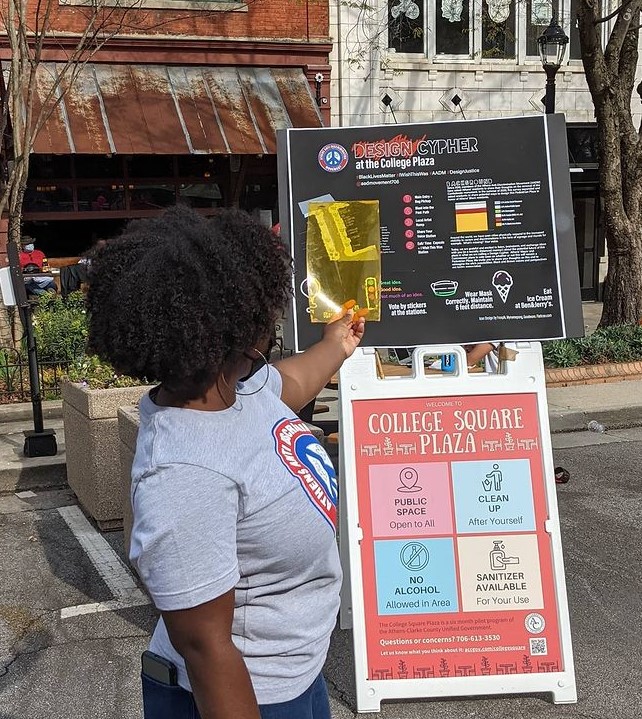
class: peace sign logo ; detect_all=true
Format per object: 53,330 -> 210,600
318,143 -> 349,173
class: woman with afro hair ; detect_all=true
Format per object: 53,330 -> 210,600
86,206 -> 365,719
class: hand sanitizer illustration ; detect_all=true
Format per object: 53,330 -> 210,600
490,541 -> 520,570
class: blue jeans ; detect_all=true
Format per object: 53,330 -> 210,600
142,672 -> 332,719
24,278 -> 57,296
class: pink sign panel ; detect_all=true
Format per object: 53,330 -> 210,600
369,463 -> 452,537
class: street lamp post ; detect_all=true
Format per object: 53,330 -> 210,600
537,18 -> 569,114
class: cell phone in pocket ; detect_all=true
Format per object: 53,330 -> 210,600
141,650 -> 178,686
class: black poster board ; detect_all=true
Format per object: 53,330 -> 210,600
278,115 -> 583,351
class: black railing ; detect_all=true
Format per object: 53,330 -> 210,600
0,347 -> 70,403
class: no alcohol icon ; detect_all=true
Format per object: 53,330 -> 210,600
400,541 -> 430,571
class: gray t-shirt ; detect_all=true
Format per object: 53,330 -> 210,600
130,366 -> 342,704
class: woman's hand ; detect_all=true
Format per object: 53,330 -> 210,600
274,302 -> 366,412
323,304 -> 366,360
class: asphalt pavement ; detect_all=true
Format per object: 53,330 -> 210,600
0,425 -> 640,718
0,303 -> 633,717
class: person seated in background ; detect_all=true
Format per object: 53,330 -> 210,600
19,236 -> 57,297
463,343 -> 498,371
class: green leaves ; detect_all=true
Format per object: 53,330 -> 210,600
32,291 -> 147,389
32,291 -> 88,363
66,354 -> 147,390
543,324 -> 642,367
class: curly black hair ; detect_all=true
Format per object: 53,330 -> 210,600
86,206 -> 292,401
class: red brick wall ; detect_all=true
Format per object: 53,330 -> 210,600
0,219 -> 7,269
27,0 -> 329,42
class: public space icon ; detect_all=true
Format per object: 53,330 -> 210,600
492,270 -> 514,303
397,467 -> 422,493
489,540 -> 520,571
400,541 -> 430,571
482,464 -> 503,492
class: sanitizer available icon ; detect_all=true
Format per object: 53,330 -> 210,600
489,540 -> 520,571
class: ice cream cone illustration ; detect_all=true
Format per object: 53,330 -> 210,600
492,270 -> 513,303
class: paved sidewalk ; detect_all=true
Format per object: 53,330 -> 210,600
547,379 -> 642,431
0,414 -> 66,493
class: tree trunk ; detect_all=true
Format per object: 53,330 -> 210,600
0,307 -> 12,346
6,180 -> 26,346
599,226 -> 642,326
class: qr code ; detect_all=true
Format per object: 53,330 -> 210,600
530,638 -> 548,656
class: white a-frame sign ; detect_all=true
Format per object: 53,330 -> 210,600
338,343 -> 576,712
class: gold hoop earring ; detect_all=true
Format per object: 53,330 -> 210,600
236,349 -> 270,395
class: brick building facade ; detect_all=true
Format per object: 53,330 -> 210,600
330,0 -> 642,300
0,0 -> 331,261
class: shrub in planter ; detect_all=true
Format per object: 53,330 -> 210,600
32,292 -> 88,363
543,325 -> 642,368
66,354 -> 146,390
542,340 -> 583,368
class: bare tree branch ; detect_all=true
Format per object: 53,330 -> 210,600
594,0 -> 635,24
0,0 -> 148,223
0,0 -> 254,227
618,8 -> 640,100
577,0 -> 610,98
604,0 -> 642,73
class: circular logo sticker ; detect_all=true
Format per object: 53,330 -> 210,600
318,143 -> 349,173
525,613 -> 546,634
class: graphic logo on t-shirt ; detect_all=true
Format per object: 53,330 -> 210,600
272,418 -> 338,529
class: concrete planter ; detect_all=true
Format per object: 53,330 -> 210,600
118,405 -> 140,557
62,382 -> 148,530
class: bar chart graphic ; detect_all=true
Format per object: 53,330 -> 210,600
455,201 -> 489,233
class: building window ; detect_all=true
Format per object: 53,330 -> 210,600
23,185 -> 74,213
77,186 -> 126,211
482,0 -> 516,58
29,156 -> 72,180
125,155 -> 175,179
436,0 -> 471,55
526,0 -> 559,56
75,155 -> 122,179
568,0 -> 581,60
567,125 -> 598,165
388,0 -> 425,53
387,0 -> 574,62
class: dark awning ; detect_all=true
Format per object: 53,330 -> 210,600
30,63 -> 322,155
